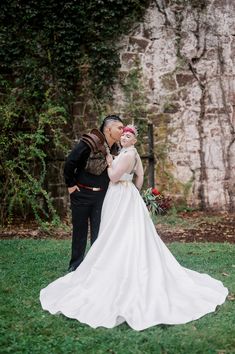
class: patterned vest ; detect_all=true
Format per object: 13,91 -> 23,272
80,129 -> 119,176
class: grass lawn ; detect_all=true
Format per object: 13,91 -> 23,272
0,240 -> 234,354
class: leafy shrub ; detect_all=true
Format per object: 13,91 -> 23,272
0,0 -> 150,225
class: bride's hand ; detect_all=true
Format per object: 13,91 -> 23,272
106,154 -> 113,167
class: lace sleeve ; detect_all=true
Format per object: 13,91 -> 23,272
134,153 -> 144,190
107,152 -> 134,183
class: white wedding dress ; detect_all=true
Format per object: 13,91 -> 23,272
40,149 -> 228,331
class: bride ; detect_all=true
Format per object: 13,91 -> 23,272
40,125 -> 228,331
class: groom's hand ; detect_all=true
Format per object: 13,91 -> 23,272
68,185 -> 80,194
106,154 -> 113,167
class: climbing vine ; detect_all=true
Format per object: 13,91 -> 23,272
0,0 -> 150,225
121,64 -> 149,144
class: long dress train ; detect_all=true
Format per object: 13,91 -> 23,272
40,153 -> 228,331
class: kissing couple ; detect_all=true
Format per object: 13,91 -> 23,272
40,115 -> 228,331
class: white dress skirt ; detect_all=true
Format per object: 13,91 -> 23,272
40,155 -> 228,331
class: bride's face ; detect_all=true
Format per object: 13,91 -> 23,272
120,132 -> 137,147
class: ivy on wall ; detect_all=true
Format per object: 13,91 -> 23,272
0,0 -> 150,225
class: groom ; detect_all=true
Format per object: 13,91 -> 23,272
64,115 -> 124,271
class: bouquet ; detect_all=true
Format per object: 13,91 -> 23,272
142,187 -> 172,216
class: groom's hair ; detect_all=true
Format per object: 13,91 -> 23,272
100,115 -> 123,133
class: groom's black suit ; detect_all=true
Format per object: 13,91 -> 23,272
64,130 -> 119,270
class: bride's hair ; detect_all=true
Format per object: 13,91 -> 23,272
123,124 -> 138,136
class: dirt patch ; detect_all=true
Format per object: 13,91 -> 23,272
0,212 -> 234,243
157,211 -> 235,243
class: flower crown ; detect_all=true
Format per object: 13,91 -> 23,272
123,124 -> 138,136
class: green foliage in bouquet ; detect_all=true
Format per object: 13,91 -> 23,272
142,188 -> 172,217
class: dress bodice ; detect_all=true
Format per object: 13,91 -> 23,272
119,172 -> 134,182
112,147 -> 136,182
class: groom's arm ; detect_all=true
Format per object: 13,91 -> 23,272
64,141 -> 90,190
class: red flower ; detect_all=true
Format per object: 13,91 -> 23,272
152,188 -> 160,196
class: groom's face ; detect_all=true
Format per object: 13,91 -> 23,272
107,121 -> 124,142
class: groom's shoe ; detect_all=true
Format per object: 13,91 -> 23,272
68,265 -> 77,273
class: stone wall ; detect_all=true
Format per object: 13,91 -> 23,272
111,0 -> 235,211
49,0 -> 235,214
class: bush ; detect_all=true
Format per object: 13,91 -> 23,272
0,0 -> 150,225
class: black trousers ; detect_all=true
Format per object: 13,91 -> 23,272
69,188 -> 106,269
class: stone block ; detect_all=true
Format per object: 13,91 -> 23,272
47,161 -> 65,182
118,69 -> 129,82
176,73 -> 195,87
160,73 -> 177,91
206,107 -> 232,114
53,197 -> 69,217
163,102 -> 181,114
152,113 -> 171,125
73,101 -> 84,116
147,105 -> 159,114
121,52 -> 139,65
129,36 -> 151,52
48,183 -> 67,198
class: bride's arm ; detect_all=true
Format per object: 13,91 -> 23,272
107,152 -> 133,183
134,154 -> 144,190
